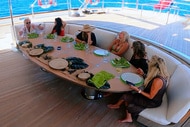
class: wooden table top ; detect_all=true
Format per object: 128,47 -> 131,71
18,36 -> 142,93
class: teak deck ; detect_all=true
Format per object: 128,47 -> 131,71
0,9 -> 190,127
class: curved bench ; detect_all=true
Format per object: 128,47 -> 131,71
14,22 -> 190,126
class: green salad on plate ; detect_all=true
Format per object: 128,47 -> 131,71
61,36 -> 74,42
46,34 -> 55,39
27,33 -> 39,39
74,43 -> 86,50
111,57 -> 130,68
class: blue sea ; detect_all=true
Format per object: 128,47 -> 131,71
0,0 -> 189,19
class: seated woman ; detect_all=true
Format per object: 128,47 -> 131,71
108,31 -> 130,56
107,55 -> 169,123
130,41 -> 148,76
51,17 -> 66,36
75,24 -> 97,46
19,18 -> 44,37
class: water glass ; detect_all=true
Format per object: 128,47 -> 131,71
103,50 -> 109,63
85,43 -> 89,53
67,43 -> 71,48
54,32 -> 57,42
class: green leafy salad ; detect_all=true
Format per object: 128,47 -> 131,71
74,43 -> 86,50
111,57 -> 130,68
46,34 -> 55,39
61,36 -> 74,42
27,33 -> 39,39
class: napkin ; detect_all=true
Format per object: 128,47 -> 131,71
88,71 -> 115,89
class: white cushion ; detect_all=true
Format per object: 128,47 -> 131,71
166,64 -> 190,123
43,22 -> 54,34
66,24 -> 83,36
123,39 -> 134,61
93,28 -> 117,49
146,45 -> 181,75
14,24 -> 23,41
139,94 -> 171,125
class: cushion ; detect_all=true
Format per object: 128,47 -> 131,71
93,28 -> 117,49
43,22 -> 54,34
65,24 -> 83,36
146,45 -> 181,76
166,64 -> 190,123
123,39 -> 134,61
139,94 -> 171,125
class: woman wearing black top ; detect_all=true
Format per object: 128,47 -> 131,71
75,24 -> 97,46
108,55 -> 169,123
130,40 -> 148,75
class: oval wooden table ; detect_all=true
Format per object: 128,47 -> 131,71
18,36 -> 143,99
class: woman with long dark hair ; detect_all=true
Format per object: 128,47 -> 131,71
51,17 -> 66,36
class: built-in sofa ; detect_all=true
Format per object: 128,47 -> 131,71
14,22 -> 190,126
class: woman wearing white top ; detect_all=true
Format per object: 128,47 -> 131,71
19,18 -> 44,37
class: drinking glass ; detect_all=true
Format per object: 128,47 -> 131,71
67,42 -> 72,49
103,50 -> 109,63
54,32 -> 57,42
85,43 -> 89,53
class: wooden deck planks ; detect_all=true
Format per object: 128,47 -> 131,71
0,50 -> 144,127
0,10 -> 190,127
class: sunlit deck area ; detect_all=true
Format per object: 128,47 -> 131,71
1,8 -> 190,56
0,9 -> 190,127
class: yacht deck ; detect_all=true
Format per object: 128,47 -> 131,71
0,9 -> 190,127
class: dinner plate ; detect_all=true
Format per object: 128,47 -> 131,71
93,49 -> 109,56
48,58 -> 68,70
29,48 -> 44,56
120,72 -> 143,86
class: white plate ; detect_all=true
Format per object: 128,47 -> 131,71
94,49 -> 109,56
120,72 -> 143,85
49,58 -> 68,70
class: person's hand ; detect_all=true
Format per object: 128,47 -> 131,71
81,41 -> 85,44
19,31 -> 23,36
87,31 -> 91,36
130,85 -> 139,92
136,68 -> 144,76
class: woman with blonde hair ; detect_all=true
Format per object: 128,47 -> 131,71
75,24 -> 97,46
107,55 -> 169,123
19,18 -> 44,37
108,31 -> 130,56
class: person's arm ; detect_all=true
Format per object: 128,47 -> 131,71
75,32 -> 85,44
114,42 -> 129,56
19,27 -> 25,36
108,40 -> 116,52
87,32 -> 92,45
37,24 -> 44,30
75,38 -> 85,44
130,78 -> 163,99
62,20 -> 67,28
